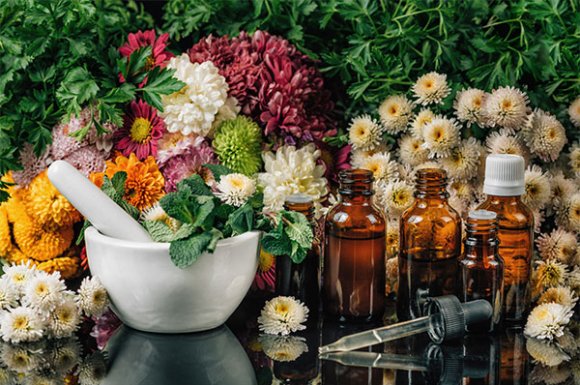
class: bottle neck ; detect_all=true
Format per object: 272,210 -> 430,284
464,218 -> 499,259
284,201 -> 315,223
338,169 -> 374,205
414,168 -> 449,199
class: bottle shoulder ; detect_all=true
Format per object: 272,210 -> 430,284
401,200 -> 462,223
325,203 -> 386,230
477,197 -> 533,227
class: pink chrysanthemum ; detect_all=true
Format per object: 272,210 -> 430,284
119,29 -> 174,70
160,140 -> 216,192
62,147 -> 107,177
12,143 -> 52,186
252,249 -> 276,292
114,100 -> 165,160
90,308 -> 122,350
189,30 -> 337,145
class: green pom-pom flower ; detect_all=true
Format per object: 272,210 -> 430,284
213,116 -> 263,175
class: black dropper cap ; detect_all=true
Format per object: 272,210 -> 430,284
425,296 -> 493,344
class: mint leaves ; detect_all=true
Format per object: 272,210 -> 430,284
261,211 -> 314,264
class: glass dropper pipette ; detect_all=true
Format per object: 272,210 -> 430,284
319,295 -> 492,354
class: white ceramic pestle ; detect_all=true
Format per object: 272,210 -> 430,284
47,160 -> 153,242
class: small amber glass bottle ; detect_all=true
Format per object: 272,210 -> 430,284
459,210 -> 504,332
323,169 -> 386,322
397,168 -> 462,321
477,154 -> 533,324
276,194 -> 320,318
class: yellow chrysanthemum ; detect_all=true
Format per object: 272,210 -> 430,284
92,153 -> 165,211
12,216 -> 73,261
534,260 -> 568,293
258,248 -> 275,273
36,257 -> 81,280
538,286 -> 577,307
5,245 -> 30,265
4,192 -> 29,224
0,206 -> 11,256
23,171 -> 82,228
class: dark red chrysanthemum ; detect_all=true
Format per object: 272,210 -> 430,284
113,100 -> 165,160
189,30 -> 337,146
119,29 -> 174,69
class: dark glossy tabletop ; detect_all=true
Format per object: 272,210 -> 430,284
0,298 -> 576,384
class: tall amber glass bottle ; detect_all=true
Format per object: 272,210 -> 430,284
323,169 -> 386,322
477,154 -> 533,324
459,210 -> 504,333
276,194 -> 320,318
397,168 -> 462,321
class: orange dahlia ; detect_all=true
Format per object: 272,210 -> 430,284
23,171 -> 82,228
92,153 -> 165,211
0,206 -> 10,255
37,256 -> 81,280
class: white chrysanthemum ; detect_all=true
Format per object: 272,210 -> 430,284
412,72 -> 450,105
538,286 -> 578,308
556,330 -> 579,355
2,263 -> 37,294
531,208 -> 544,234
523,109 -> 567,162
0,344 -> 40,373
536,229 -> 579,265
259,144 -> 328,217
534,260 -> 569,292
379,181 -> 415,216
567,143 -> 580,177
23,374 -> 62,385
526,338 -> 570,367
378,95 -> 413,134
140,203 -> 168,222
77,352 -> 107,385
47,296 -> 80,338
422,117 -> 461,158
524,303 -> 573,340
485,129 -> 529,162
22,271 -> 66,311
482,86 -> 529,130
555,192 -> 580,233
397,163 -> 416,184
212,96 -> 240,131
454,88 -> 487,126
409,109 -> 435,138
352,152 -> 398,181
161,55 -> 228,136
257,296 -> 309,336
0,367 -> 12,385
568,267 -> 580,296
77,277 -> 109,318
398,135 -> 429,166
385,222 -> 400,259
523,165 -> 551,210
530,364 -> 572,385
0,279 -> 19,310
259,335 -> 308,362
549,171 -> 577,208
449,180 -> 476,202
439,138 -> 483,180
0,307 -> 43,343
215,173 -> 256,207
47,338 -> 82,374
348,115 -> 383,152
568,96 -> 580,128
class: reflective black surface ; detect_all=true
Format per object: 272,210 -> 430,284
0,299 -> 577,384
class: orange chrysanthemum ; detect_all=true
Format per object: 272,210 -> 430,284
12,215 -> 74,261
22,171 -> 82,228
5,245 -> 30,265
37,256 -> 81,280
91,153 -> 165,211
0,206 -> 10,256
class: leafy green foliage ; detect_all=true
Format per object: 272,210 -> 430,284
163,0 -> 580,122
261,210 -> 314,264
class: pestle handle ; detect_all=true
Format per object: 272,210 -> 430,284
47,160 -> 153,242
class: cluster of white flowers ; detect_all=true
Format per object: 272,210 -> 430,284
0,336 -> 106,385
345,73 -> 579,296
258,144 -> 329,218
215,173 -> 257,207
161,54 -> 230,136
0,263 -> 109,344
257,296 -> 309,336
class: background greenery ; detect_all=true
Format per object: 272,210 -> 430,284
1,0 -> 579,199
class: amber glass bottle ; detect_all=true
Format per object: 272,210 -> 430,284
397,168 -> 462,321
323,169 -> 386,322
276,194 -> 320,318
459,210 -> 504,333
477,154 -> 533,324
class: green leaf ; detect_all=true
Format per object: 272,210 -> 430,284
203,163 -> 233,182
225,203 -> 254,235
261,231 -> 293,256
111,171 -> 127,197
56,67 -> 99,111
282,211 -> 313,249
170,232 -> 214,269
159,189 -> 196,224
206,228 -> 224,253
192,196 -> 215,228
138,66 -> 185,111
176,174 -> 212,196
143,221 -> 196,242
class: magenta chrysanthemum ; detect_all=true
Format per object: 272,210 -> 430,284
159,139 -> 216,192
119,29 -> 174,69
114,100 -> 165,160
189,30 -> 336,145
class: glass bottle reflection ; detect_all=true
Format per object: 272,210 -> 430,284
500,328 -> 529,385
463,334 -> 501,385
270,327 -> 320,384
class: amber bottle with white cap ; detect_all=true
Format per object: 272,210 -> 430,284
477,154 -> 533,324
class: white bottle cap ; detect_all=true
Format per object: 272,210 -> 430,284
468,210 -> 497,221
483,154 -> 525,196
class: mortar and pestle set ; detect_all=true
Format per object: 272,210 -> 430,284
48,160 -> 260,334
